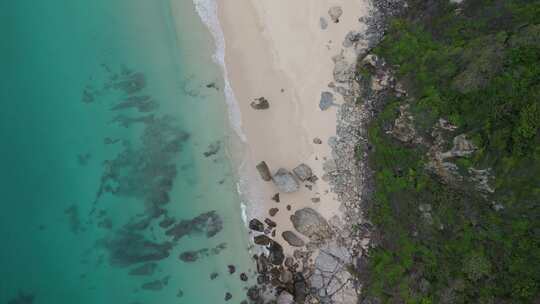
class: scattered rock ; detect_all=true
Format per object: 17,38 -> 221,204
250,97 -> 270,110
249,219 -> 265,232
311,197 -> 321,203
256,161 -> 272,181
177,289 -> 184,298
286,205 -> 292,211
319,17 -> 328,30
128,263 -> 157,276
319,91 -> 335,110
265,218 -> 277,228
328,6 -> 343,23
165,211 -> 223,241
254,234 -> 272,246
179,250 -> 199,262
282,231 -> 305,247
292,163 -> 314,182
228,265 -> 236,274
210,272 -> 219,280
313,137 -> 323,144
240,272 -> 248,281
272,168 -> 300,193
271,193 -> 280,202
269,208 -> 279,216
224,292 -> 232,301
141,279 -> 164,291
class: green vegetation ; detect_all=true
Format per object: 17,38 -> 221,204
361,1 -> 540,303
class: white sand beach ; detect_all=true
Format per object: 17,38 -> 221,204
219,0 -> 370,254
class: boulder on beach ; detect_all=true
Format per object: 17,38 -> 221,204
272,168 -> 300,193
256,161 -> 272,181
290,208 -> 332,241
249,219 -> 264,232
319,91 -> 334,110
292,163 -> 313,181
282,230 -> 305,247
254,234 -> 272,246
250,97 -> 270,110
319,17 -> 328,30
328,6 -> 343,23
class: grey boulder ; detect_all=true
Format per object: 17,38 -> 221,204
272,168 -> 300,193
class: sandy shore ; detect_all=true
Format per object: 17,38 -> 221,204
219,0 -> 370,255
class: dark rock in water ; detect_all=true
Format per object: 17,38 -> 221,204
177,289 -> 184,298
179,250 -> 200,262
247,286 -> 261,301
269,208 -> 279,217
272,168 -> 300,193
165,211 -> 223,241
210,272 -> 219,280
268,241 -> 285,265
111,95 -> 158,113
282,231 -> 305,247
206,82 -> 219,90
141,279 -> 164,291
103,230 -> 173,267
265,218 -> 277,228
256,254 -> 270,274
256,275 -> 266,285
250,97 -> 270,110
256,161 -> 272,181
292,163 -> 313,181
203,141 -> 221,157
158,216 -> 175,228
271,193 -> 280,202
7,291 -> 35,304
249,219 -> 265,232
128,262 -> 158,276
77,153 -> 91,166
64,204 -> 82,234
319,91 -> 335,110
254,234 -> 272,246
240,272 -> 248,281
97,218 -> 113,229
228,265 -> 236,274
272,230 -> 276,237
224,292 -> 232,301
240,301 -> 248,304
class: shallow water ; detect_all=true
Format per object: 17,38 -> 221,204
0,1 -> 254,303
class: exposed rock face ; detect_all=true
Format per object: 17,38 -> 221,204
272,168 -> 300,193
328,6 -> 343,23
319,91 -> 335,110
292,163 -> 313,181
249,219 -> 264,232
391,104 -> 417,143
250,97 -> 270,110
256,161 -> 272,181
282,231 -> 305,247
290,208 -> 332,241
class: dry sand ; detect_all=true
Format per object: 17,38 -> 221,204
219,0 -> 370,254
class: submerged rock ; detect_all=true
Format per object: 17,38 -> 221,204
165,211 -> 223,241
272,168 -> 300,193
103,230 -> 173,267
282,231 -> 305,247
128,263 -> 157,276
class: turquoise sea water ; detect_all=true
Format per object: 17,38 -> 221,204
0,1 -> 254,303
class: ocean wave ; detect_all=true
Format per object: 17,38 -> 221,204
192,0 -> 246,142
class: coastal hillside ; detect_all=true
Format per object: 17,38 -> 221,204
359,0 -> 540,303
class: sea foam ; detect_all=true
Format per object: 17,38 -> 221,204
192,0 -> 246,142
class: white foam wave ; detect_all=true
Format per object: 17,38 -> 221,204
192,0 -> 247,142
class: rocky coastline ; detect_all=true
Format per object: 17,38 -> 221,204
241,1 -> 407,303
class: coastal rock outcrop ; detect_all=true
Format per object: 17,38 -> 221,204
290,208 -> 332,241
272,168 -> 300,193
